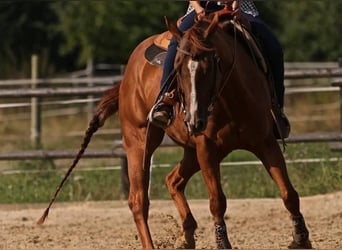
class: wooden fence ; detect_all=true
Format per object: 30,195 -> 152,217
1,60 -> 342,154
1,61 -> 342,197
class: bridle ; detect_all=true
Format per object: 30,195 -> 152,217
175,16 -> 238,131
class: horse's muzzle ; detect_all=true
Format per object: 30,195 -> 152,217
185,112 -> 208,135
193,118 -> 207,133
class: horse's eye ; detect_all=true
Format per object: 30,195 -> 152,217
192,54 -> 201,61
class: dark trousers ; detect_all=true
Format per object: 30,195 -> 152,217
160,11 -> 197,89
243,13 -> 285,108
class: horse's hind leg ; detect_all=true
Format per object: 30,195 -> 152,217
254,137 -> 312,249
165,147 -> 200,249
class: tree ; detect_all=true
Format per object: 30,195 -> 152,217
259,1 -> 342,61
0,1 -> 341,78
0,1 -> 60,77
53,1 -> 185,66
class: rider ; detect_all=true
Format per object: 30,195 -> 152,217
149,0 -> 290,138
148,1 -> 221,127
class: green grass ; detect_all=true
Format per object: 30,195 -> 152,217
0,142 -> 341,203
150,144 -> 342,199
0,92 -> 342,203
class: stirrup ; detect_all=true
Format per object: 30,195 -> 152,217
148,102 -> 175,129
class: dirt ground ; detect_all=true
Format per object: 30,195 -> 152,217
0,192 -> 341,249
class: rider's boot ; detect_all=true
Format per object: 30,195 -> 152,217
148,88 -> 178,129
274,106 -> 291,139
280,109 -> 291,138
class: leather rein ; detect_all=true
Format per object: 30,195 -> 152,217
175,13 -> 238,117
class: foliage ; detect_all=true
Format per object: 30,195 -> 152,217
0,1 -> 60,77
277,1 -> 342,61
52,1 -> 185,65
0,1 -> 341,78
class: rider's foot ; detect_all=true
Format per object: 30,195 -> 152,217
274,110 -> 291,139
149,103 -> 173,128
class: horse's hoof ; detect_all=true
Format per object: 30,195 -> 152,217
288,239 -> 313,249
290,215 -> 311,249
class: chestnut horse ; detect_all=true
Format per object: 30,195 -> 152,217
38,9 -> 311,249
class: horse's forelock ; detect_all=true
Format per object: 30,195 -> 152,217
185,18 -> 215,55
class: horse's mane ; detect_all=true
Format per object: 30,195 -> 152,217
185,11 -> 236,56
185,16 -> 218,54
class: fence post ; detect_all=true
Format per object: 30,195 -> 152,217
337,57 -> 342,131
86,59 -> 94,121
30,54 -> 41,148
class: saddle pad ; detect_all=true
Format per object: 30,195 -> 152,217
144,44 -> 167,67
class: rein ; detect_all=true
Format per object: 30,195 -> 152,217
176,16 -> 239,114
208,21 -> 238,111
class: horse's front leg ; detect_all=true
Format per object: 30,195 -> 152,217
254,136 -> 312,249
165,147 -> 200,249
196,136 -> 232,249
123,122 -> 164,249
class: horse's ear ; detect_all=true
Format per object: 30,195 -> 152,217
164,16 -> 183,41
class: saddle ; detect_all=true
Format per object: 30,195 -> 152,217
144,31 -> 172,67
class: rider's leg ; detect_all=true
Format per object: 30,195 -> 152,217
244,13 -> 290,138
150,11 -> 197,128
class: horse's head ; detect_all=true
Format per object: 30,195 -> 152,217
167,14 -> 228,134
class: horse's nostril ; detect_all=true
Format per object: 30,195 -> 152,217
195,119 -> 206,132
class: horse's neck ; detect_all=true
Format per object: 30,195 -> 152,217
212,29 -> 270,105
212,29 -> 236,66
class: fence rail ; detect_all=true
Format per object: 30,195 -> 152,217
0,148 -> 126,161
0,86 -> 111,98
1,69 -> 342,87
0,62 -> 341,87
0,76 -> 122,87
1,131 -> 342,162
0,86 -> 339,99
284,68 -> 342,79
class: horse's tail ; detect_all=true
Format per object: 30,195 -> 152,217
37,82 -> 121,225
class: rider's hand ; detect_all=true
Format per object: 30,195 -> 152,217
190,1 -> 205,20
196,9 -> 205,20
231,1 -> 238,11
